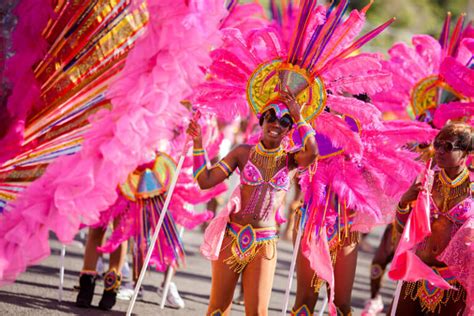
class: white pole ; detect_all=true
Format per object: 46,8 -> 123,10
390,281 -> 403,316
317,285 -> 328,316
126,152 -> 187,316
281,225 -> 304,315
58,244 -> 66,302
160,226 -> 185,309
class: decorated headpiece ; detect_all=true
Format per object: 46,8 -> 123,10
373,13 -> 473,124
120,152 -> 176,201
246,0 -> 394,123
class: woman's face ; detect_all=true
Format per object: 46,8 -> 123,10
434,133 -> 467,169
261,109 -> 291,144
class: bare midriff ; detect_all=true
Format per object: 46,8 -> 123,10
416,216 -> 455,267
416,191 -> 469,267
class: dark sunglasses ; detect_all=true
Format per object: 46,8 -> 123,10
264,111 -> 293,128
433,140 -> 463,152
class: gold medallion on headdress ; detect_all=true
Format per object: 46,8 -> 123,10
246,59 -> 326,122
410,75 -> 464,117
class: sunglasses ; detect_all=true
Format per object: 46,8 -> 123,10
433,140 -> 463,152
264,111 -> 293,128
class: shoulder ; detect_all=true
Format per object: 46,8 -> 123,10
231,144 -> 253,155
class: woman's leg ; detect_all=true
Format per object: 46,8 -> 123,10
76,227 -> 107,307
437,285 -> 466,316
108,217 -> 128,272
207,234 -> 240,315
292,246 -> 320,313
241,243 -> 278,316
82,227 -> 107,271
332,241 -> 359,315
369,224 -> 397,299
292,212 -> 319,314
386,282 -> 422,316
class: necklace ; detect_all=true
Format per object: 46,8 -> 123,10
252,142 -> 286,182
435,168 -> 470,212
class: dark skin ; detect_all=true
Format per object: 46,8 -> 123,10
398,133 -> 470,266
187,93 -> 318,228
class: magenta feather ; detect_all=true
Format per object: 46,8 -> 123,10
433,101 -> 474,128
314,112 -> 363,154
440,56 -> 474,98
325,94 -> 382,126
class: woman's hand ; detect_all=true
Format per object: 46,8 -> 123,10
186,119 -> 202,142
280,89 -> 303,122
399,181 -> 423,208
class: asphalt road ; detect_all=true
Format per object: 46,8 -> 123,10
0,224 -> 395,315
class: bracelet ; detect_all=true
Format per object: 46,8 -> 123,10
193,148 -> 205,156
193,148 -> 207,179
215,160 -> 232,178
296,120 -> 315,148
396,202 -> 411,214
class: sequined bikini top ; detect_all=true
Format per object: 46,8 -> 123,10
430,196 -> 473,225
241,159 -> 290,191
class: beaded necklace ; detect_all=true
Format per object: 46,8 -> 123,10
435,168 -> 470,212
252,141 -> 286,182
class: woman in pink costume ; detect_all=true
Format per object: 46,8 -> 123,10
188,91 -> 317,315
391,122 -> 473,315
364,15 -> 474,315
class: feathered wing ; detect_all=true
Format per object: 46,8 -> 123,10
0,0 -> 227,285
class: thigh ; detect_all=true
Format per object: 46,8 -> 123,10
333,241 -> 358,313
207,234 -> 240,316
436,286 -> 467,316
242,242 -> 277,316
387,282 -> 423,316
372,224 -> 397,267
293,245 -> 320,313
292,212 -> 319,313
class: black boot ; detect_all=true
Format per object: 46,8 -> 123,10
99,269 -> 122,310
76,273 -> 97,308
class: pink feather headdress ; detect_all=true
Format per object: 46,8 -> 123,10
372,14 -> 474,127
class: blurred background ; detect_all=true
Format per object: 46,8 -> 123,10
249,0 -> 473,51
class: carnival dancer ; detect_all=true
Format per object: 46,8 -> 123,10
188,88 -> 318,315
364,14 -> 473,315
390,122 -> 473,315
189,0 -> 406,314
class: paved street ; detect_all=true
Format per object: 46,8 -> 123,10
0,224 -> 395,315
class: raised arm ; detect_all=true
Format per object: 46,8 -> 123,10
187,118 -> 242,190
280,91 -> 318,168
